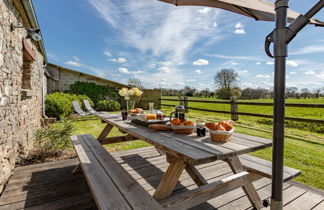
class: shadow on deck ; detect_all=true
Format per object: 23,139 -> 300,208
0,147 -> 323,210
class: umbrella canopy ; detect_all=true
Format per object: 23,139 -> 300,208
159,0 -> 324,25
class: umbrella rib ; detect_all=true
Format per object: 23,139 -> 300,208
233,5 -> 259,20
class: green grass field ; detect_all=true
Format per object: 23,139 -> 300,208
161,97 -> 324,140
65,111 -> 324,189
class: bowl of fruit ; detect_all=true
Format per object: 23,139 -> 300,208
171,118 -> 195,134
205,120 -> 234,142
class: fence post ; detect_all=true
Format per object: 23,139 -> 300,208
184,96 -> 189,113
178,96 -> 183,106
230,97 -> 238,121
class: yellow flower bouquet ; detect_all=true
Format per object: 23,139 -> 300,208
119,87 -> 143,111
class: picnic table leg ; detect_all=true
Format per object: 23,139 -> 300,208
153,155 -> 187,200
185,165 -> 208,187
97,123 -> 113,143
226,156 -> 263,210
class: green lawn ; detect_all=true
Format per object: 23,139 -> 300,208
162,97 -> 324,140
65,114 -> 324,190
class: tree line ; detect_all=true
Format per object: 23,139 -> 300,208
161,69 -> 324,99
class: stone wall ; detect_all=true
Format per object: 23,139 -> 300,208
0,0 -> 45,192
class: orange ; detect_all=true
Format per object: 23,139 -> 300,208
184,121 -> 194,126
171,118 -> 181,125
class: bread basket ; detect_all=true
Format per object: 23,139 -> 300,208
171,125 -> 195,134
209,128 -> 234,142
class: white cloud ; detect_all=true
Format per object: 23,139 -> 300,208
315,71 -> 324,80
111,57 -> 127,64
158,66 -> 171,73
234,28 -> 246,34
234,22 -> 245,34
193,59 -> 209,66
88,0 -> 222,64
185,79 -> 197,82
117,67 -> 129,74
266,61 -> 274,65
289,71 -> 297,74
104,51 -> 112,57
291,45 -> 324,55
64,61 -> 82,67
117,67 -> 143,74
194,69 -> 202,74
230,62 -> 238,66
304,70 -> 315,75
255,74 -> 271,78
255,62 -> 261,65
287,60 -> 298,67
205,53 -> 264,61
237,70 -> 248,74
198,8 -> 211,14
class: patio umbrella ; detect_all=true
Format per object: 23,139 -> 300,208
158,0 -> 324,209
159,0 -> 323,24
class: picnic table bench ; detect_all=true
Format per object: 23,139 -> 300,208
71,114 -> 300,210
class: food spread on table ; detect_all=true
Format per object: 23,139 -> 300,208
124,103 -> 235,141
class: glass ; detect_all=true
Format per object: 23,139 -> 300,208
126,100 -> 135,111
148,102 -> 155,114
121,111 -> 128,120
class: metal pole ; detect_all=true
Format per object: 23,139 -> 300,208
271,0 -> 288,209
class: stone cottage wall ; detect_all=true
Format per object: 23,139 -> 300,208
0,0 -> 45,192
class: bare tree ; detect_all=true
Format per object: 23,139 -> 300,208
285,87 -> 298,98
127,78 -> 144,90
301,88 -> 310,99
214,69 -> 239,90
313,88 -> 322,99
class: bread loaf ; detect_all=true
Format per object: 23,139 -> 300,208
148,124 -> 172,131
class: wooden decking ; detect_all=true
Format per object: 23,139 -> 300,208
0,147 -> 323,210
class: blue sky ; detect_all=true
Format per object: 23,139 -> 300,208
34,0 -> 324,90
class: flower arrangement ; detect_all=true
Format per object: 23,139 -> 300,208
119,87 -> 143,111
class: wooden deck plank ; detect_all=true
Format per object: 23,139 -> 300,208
312,200 -> 324,210
284,191 -> 324,210
0,147 -> 322,210
262,185 -> 307,210
218,182 -> 291,209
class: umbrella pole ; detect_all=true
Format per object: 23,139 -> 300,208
271,0 -> 288,209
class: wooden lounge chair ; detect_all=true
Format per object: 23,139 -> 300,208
83,100 -> 97,114
72,101 -> 90,116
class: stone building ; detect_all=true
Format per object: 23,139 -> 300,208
0,0 -> 46,192
46,63 -> 125,93
46,63 -> 162,109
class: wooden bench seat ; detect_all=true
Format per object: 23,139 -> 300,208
71,134 -> 163,210
239,154 -> 301,182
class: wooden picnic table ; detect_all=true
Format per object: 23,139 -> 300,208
94,113 -> 274,209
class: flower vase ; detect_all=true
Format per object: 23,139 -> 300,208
126,100 -> 135,111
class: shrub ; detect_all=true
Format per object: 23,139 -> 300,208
33,119 -> 74,157
45,92 -> 94,119
96,100 -> 121,111
69,81 -> 120,106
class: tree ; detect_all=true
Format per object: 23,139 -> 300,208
181,86 -> 197,97
285,87 -> 298,98
313,88 -> 322,99
301,88 -> 310,99
214,69 -> 239,90
127,78 -> 144,90
215,87 -> 231,100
